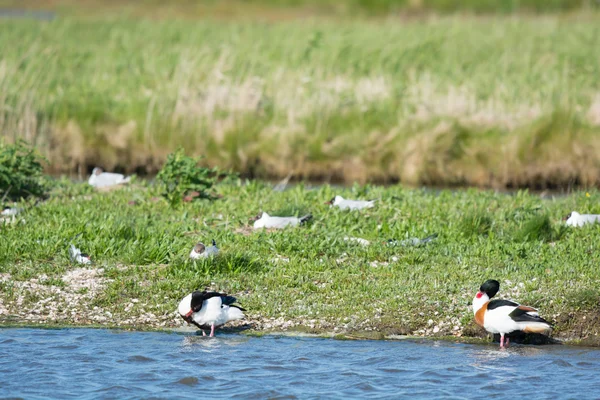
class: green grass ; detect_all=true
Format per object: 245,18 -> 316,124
1,181 -> 600,340
1,0 -> 595,18
1,14 -> 600,187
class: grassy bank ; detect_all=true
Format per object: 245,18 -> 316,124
1,15 -> 600,187
1,182 -> 600,344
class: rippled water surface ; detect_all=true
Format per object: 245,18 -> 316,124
1,328 -> 600,399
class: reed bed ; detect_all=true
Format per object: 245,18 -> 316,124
1,15 -> 600,187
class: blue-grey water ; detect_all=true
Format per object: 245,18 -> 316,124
1,328 -> 599,399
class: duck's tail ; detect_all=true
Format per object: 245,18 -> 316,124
521,321 -> 553,334
226,305 -> 245,321
510,307 -> 553,334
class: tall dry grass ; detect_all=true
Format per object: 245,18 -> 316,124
1,16 -> 600,187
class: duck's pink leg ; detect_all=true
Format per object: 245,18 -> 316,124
505,337 -> 510,347
500,334 -> 505,348
210,323 -> 215,337
202,330 -> 206,337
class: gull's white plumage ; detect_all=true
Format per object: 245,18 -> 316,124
189,240 -> 219,259
343,236 -> 370,246
69,244 -> 91,265
329,195 -> 375,211
565,211 -> 600,227
387,233 -> 438,247
1,207 -> 21,217
88,167 -> 131,188
252,212 -> 312,229
1,207 -> 23,224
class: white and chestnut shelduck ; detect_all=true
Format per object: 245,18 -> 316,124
251,212 -> 312,229
564,211 -> 600,227
189,239 -> 219,259
472,279 -> 552,348
326,195 -> 376,211
178,290 -> 245,337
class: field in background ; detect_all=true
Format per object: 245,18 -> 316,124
1,2 -> 600,187
1,0 -> 596,18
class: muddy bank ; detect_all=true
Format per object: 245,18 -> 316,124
1,270 -> 599,347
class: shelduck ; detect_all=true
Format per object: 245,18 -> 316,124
178,290 -> 245,337
472,279 -> 552,348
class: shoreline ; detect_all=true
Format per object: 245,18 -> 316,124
1,275 -> 599,348
2,320 -> 600,348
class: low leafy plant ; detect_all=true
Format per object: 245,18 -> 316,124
156,149 -> 222,207
0,140 -> 48,202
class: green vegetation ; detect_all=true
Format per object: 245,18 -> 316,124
155,149 -> 226,206
1,181 -> 600,341
0,140 -> 48,201
1,13 -> 600,187
2,0 -> 596,18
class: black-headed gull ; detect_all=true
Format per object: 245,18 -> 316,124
251,212 -> 312,229
69,244 -> 92,265
178,290 -> 245,337
88,167 -> 131,188
326,195 -> 376,210
472,279 -> 552,348
1,206 -> 21,224
1,206 -> 22,217
564,211 -> 600,227
190,239 -> 219,259
343,236 -> 370,246
387,233 -> 438,247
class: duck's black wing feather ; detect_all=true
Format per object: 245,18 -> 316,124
191,291 -> 226,311
191,291 -> 246,312
509,306 -> 552,325
487,299 -> 519,310
221,295 -> 247,311
220,295 -> 237,305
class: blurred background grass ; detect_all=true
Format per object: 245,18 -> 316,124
1,0 -> 600,188
3,0 -> 597,17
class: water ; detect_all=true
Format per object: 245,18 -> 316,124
1,328 -> 599,399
